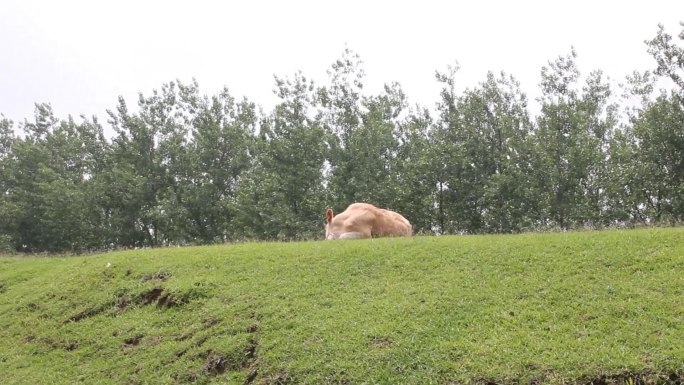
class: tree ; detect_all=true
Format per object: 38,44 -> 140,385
237,72 -> 327,240
320,50 -> 420,229
647,22 -> 684,94
477,73 -> 536,232
343,82 -> 404,207
627,92 -> 684,223
105,81 -> 191,247
0,116 -> 17,251
434,68 -> 535,233
318,49 -> 366,209
393,106 -> 437,234
184,87 -> 257,243
533,49 -> 616,229
4,105 -> 108,252
638,23 -> 684,223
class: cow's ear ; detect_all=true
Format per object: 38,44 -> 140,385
326,208 -> 334,224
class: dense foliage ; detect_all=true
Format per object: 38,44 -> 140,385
1,25 -> 683,252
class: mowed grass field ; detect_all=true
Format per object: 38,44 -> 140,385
1,228 -> 683,385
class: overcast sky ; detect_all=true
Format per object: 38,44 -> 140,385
1,0 -> 683,130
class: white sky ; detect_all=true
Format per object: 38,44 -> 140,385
1,0 -> 683,132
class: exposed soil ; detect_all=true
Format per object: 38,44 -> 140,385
476,371 -> 683,385
204,352 -> 227,376
138,287 -> 180,308
63,283 -> 194,323
116,296 -> 131,314
175,348 -> 188,358
244,338 -> 257,362
243,314 -> 261,384
124,334 -> 143,346
64,307 -> 102,323
140,287 -> 164,305
65,342 -> 78,351
580,372 -> 683,385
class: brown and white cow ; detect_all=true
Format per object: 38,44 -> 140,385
324,203 -> 412,240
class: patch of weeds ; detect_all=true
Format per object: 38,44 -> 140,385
191,335 -> 209,349
23,302 -> 40,311
259,372 -> 293,385
369,336 -> 392,349
140,271 -> 171,282
24,336 -> 79,352
146,336 -> 163,346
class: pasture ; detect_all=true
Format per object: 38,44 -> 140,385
1,228 -> 683,384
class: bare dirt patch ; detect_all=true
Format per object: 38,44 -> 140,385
124,334 -> 143,346
369,337 -> 392,348
64,307 -> 102,323
140,287 -> 164,305
204,352 -> 228,376
477,371 -> 683,385
246,323 -> 260,333
581,372 -> 683,385
116,296 -> 131,314
65,342 -> 78,351
134,287 -> 177,308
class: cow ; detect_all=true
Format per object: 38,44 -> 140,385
324,203 -> 412,240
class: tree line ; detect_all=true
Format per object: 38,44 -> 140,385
1,25 -> 683,253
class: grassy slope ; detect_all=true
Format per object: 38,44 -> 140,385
1,228 -> 683,385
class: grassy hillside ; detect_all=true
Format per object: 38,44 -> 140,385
1,228 -> 683,384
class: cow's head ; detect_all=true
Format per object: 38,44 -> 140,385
325,208 -> 335,240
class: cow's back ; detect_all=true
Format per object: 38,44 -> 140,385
372,209 -> 412,237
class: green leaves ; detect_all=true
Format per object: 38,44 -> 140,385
239,72 -> 327,240
647,23 -> 684,91
534,50 -> 616,229
434,70 -> 534,233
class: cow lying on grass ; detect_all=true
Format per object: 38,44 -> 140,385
325,203 -> 412,240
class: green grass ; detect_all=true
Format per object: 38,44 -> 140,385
1,228 -> 683,384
